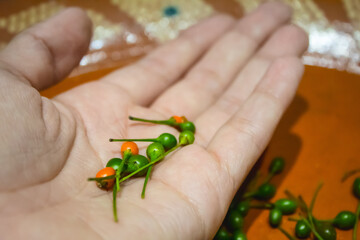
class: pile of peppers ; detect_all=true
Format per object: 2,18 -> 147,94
88,115 -> 195,222
214,158 -> 360,240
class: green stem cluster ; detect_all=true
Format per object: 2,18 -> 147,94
89,115 -> 196,222
215,159 -> 360,240
215,157 -> 290,240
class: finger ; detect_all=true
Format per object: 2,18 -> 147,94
101,14 -> 235,105
0,8 -> 92,91
195,24 -> 308,145
150,2 -> 292,119
128,57 -> 304,239
207,56 -> 304,185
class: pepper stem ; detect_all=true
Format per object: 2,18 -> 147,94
341,168 -> 360,182
287,217 -> 302,222
242,191 -> 256,199
129,116 -> 175,126
249,203 -> 273,209
310,182 -> 323,213
278,226 -> 296,240
110,138 -> 156,142
88,175 -> 115,181
317,219 -> 335,224
115,170 -> 120,192
264,172 -> 275,183
112,184 -> 118,222
308,182 -> 324,239
141,166 -> 153,199
123,149 -> 132,160
353,200 -> 360,240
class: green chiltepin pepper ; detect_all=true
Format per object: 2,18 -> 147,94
232,230 -> 247,240
146,142 -> 165,161
333,211 -> 356,230
179,121 -> 196,133
254,183 -> 277,200
295,220 -> 311,239
269,208 -> 282,228
274,199 -> 297,215
225,209 -> 244,231
269,157 -> 285,174
179,130 -> 195,145
214,227 -> 230,240
126,155 -> 149,177
236,201 -> 250,217
314,221 -> 337,240
141,142 -> 166,198
106,158 -> 126,172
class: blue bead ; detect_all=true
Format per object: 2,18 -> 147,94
163,6 -> 179,17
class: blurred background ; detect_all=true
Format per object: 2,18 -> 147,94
1,0 -> 359,239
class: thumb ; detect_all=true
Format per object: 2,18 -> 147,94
0,8 -> 91,190
0,7 -> 92,91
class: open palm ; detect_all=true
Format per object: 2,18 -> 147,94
0,3 -> 307,240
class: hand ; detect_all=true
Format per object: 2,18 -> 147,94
0,3 -> 307,239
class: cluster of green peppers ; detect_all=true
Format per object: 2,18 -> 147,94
214,158 -> 360,240
88,115 -> 196,222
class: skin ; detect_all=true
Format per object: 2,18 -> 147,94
0,3 -> 308,240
